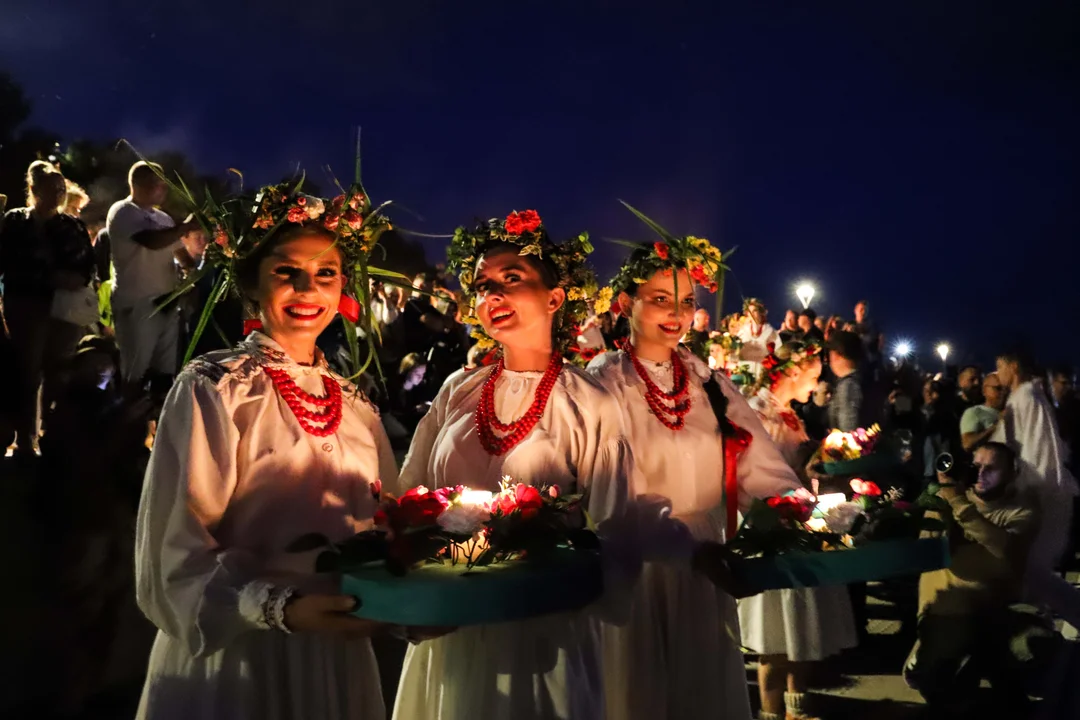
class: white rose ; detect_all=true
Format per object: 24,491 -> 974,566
824,502 -> 865,535
437,503 -> 491,536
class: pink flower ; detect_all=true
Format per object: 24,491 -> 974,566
548,485 -> 560,499
323,212 -> 340,230
344,209 -> 364,230
349,193 -> 365,210
287,206 -> 307,223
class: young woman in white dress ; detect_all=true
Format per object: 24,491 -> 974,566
391,211 -> 632,720
739,341 -> 858,720
585,229 -> 803,720
134,188 -> 401,720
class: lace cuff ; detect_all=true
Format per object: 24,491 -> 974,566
238,580 -> 296,633
263,585 -> 296,633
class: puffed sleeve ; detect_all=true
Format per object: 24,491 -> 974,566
715,372 -> 802,509
573,385 -> 642,624
135,371 -> 282,658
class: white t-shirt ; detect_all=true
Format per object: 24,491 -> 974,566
106,197 -> 180,308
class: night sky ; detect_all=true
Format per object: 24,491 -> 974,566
3,1 -> 1078,368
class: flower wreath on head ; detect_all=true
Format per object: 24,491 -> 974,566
155,169 -> 397,375
742,297 -> 765,315
447,209 -> 599,358
607,200 -> 731,301
756,339 -> 823,392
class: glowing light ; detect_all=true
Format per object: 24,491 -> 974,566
459,489 -> 494,508
795,282 -> 816,310
894,340 -> 913,358
936,343 -> 950,362
814,493 -> 848,513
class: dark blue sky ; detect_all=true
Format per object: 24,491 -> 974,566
3,1 -> 1077,368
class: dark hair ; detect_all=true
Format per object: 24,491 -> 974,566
26,160 -> 64,207
982,441 -> 1018,473
826,330 -> 864,364
1050,364 -> 1073,381
475,241 -> 560,290
799,308 -> 817,322
235,224 -> 341,302
996,347 -> 1035,377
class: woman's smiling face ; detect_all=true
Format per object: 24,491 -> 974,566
622,267 -> 697,352
472,247 -> 564,351
252,231 -> 344,344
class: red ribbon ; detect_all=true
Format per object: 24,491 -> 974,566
243,319 -> 263,335
338,293 -> 361,324
779,410 -> 801,431
723,423 -> 753,540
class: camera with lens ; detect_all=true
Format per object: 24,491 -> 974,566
935,452 -> 975,486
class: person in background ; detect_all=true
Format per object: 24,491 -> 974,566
956,366 -> 983,414
799,380 -> 831,441
920,379 -> 960,486
0,161 -> 96,460
733,297 -> 779,375
960,372 -> 1007,453
813,314 -> 828,335
64,180 -> 90,218
777,308 -> 799,344
825,330 -> 864,432
1049,366 -> 1080,464
994,349 -> 1080,631
106,161 -> 202,395
904,442 -> 1040,716
684,307 -> 711,361
796,309 -> 824,344
852,300 -> 879,361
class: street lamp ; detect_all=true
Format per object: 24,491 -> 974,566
894,340 -> 913,359
795,282 -> 816,310
937,343 -> 950,370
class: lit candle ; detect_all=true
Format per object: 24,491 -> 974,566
459,489 -> 494,508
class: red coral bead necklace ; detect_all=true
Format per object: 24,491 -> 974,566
475,352 -> 563,456
263,365 -> 343,437
628,346 -> 692,431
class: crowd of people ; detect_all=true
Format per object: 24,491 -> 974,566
1,157 -> 1078,720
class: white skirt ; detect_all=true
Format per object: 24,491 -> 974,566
737,585 -> 858,662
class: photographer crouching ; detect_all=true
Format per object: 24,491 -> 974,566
904,442 -> 1042,715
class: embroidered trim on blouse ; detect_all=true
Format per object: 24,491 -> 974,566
262,585 -> 297,633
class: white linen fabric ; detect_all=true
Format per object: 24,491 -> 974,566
391,363 -> 633,720
586,348 -> 800,720
134,332 -> 397,720
993,380 -> 1080,626
737,388 -> 858,662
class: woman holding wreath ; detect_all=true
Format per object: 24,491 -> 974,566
585,204 -> 801,720
134,182 -> 400,719
391,210 -> 633,720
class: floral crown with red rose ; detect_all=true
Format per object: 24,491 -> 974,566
607,200 -> 732,298
757,339 -> 823,392
447,209 -> 599,356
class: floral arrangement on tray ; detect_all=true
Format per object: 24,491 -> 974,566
727,479 -> 943,560
819,425 -> 882,462
290,477 -> 599,575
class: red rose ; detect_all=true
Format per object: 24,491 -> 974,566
287,206 -> 307,223
547,485 -> 560,499
332,195 -> 346,210
766,495 -> 813,523
296,196 -> 307,206
344,209 -> 364,230
398,486 -> 450,526
323,212 -> 341,230
505,209 -> 542,235
690,265 -> 708,284
654,242 -> 670,260
514,484 -> 544,519
496,490 -> 519,516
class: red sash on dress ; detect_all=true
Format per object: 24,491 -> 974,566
723,423 -> 753,540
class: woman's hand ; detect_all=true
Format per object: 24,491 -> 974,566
283,594 -> 386,635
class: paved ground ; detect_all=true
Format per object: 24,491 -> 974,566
1,466 -> 1076,718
